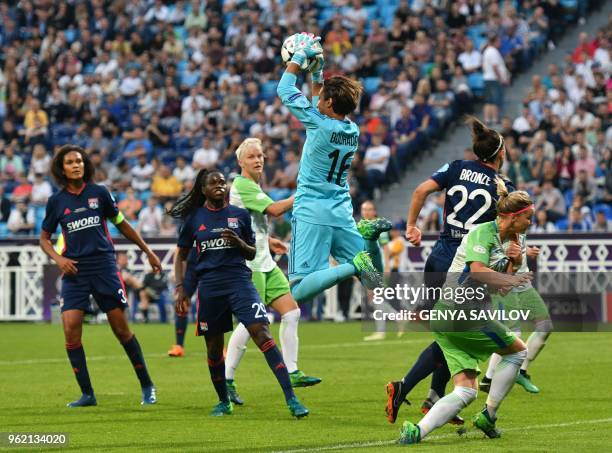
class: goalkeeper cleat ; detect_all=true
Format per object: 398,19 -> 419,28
67,393 -> 97,408
357,218 -> 393,240
167,344 -> 184,357
210,400 -> 233,416
516,371 -> 540,393
141,385 -> 157,405
353,251 -> 383,289
287,396 -> 309,418
385,381 -> 411,424
473,408 -> 502,438
479,376 -> 492,393
421,398 -> 464,425
398,421 -> 421,445
226,380 -> 244,405
290,370 -> 322,388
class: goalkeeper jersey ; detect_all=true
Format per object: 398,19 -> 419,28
277,72 -> 359,227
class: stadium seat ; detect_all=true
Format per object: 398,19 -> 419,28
467,72 -> 485,97
564,189 -> 574,209
593,204 -> 612,220
0,222 -> 8,239
261,80 -> 278,101
363,76 -> 381,93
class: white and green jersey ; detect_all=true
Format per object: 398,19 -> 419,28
230,176 -> 275,272
447,220 -> 528,286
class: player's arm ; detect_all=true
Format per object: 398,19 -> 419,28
39,230 -> 78,275
405,178 -> 442,246
265,195 -> 294,217
174,246 -> 191,314
116,220 -> 162,273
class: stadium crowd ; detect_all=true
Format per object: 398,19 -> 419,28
0,0 -> 607,239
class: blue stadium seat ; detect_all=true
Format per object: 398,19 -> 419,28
0,222 -> 8,239
555,218 -> 569,230
467,72 -> 485,97
139,190 -> 152,202
564,189 -> 574,209
593,204 -> 612,220
363,76 -> 381,93
261,80 -> 278,101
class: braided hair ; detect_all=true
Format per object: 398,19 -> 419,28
168,169 -> 209,219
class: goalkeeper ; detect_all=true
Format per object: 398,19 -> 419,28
276,33 -> 391,302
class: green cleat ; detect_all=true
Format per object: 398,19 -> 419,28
287,396 -> 309,418
357,218 -> 393,240
516,372 -> 540,393
398,421 -> 421,445
353,251 -> 383,289
226,380 -> 244,405
290,370 -> 322,388
472,408 -> 501,438
210,400 -> 233,416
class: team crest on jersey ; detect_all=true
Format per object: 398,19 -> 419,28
228,217 -> 238,228
199,322 -> 208,332
88,198 -> 99,209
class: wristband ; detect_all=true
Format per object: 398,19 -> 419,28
290,51 -> 306,67
312,70 -> 323,84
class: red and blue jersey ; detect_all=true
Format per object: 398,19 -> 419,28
42,183 -> 120,275
430,160 -> 515,240
177,204 -> 255,295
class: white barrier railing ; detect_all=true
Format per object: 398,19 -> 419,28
1,235 -> 611,321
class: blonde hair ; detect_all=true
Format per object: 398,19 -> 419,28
235,137 -> 263,161
495,176 -> 533,215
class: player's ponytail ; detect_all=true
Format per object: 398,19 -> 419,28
168,169 -> 209,219
466,116 -> 504,163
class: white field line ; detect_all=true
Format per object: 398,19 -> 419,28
0,338 -> 428,366
274,418 -> 612,453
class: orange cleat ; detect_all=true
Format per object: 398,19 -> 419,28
167,344 -> 184,357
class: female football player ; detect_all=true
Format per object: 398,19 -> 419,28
40,145 -> 161,407
171,169 -> 308,417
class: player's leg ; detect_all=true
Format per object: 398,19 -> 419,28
96,271 -> 156,405
269,273 -> 321,387
399,333 -> 480,444
231,285 -> 308,417
289,219 -> 355,302
517,289 -> 552,392
356,217 -> 393,272
61,276 -> 96,407
168,269 -> 197,357
204,331 -> 233,416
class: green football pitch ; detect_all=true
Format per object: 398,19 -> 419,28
1,322 -> 611,452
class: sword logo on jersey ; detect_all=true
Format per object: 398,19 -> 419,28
88,198 -> 99,209
66,215 -> 101,233
199,237 -> 233,251
227,217 -> 238,228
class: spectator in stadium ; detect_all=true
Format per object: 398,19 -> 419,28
458,39 -> 482,74
566,206 -> 592,231
535,180 -> 566,222
0,185 -> 11,222
530,210 -> 557,233
137,196 -> 163,237
363,133 -> 391,200
573,169 -> 598,206
151,165 -> 183,203
138,266 -> 169,323
30,173 -> 53,207
482,34 -> 509,126
21,98 -> 49,146
192,136 -> 220,170
0,144 -> 24,176
592,208 -> 611,232
7,200 -> 35,235
173,156 -> 195,184
118,187 -> 143,222
131,154 -> 155,193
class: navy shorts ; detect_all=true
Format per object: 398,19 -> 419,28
61,270 -> 128,313
424,239 -> 462,289
195,282 -> 269,336
183,263 -> 198,298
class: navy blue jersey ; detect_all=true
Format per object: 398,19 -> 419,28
177,204 -> 255,295
42,184 -> 120,275
430,160 -> 515,240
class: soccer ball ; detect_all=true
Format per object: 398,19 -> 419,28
281,33 -> 323,71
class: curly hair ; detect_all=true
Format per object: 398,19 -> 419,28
50,145 -> 95,187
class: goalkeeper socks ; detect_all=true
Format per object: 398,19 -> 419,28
418,386 -> 477,438
291,264 -> 355,302
260,339 -> 294,401
207,354 -> 229,403
121,335 -> 153,388
66,342 -> 94,395
400,342 -> 439,399
280,308 -> 300,373
175,314 -> 188,346
364,238 -> 384,272
486,349 -> 527,418
225,322 -> 250,380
